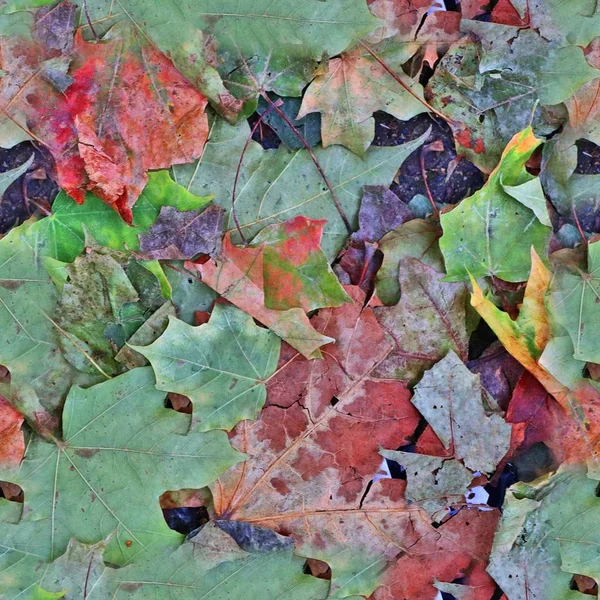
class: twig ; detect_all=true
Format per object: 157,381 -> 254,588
232,98 -> 283,244
261,91 -> 353,234
82,0 -> 99,41
419,145 -> 440,219
572,203 -> 588,247
358,40 -> 453,125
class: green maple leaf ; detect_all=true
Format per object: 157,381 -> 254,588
547,240 -> 600,364
0,367 -> 243,568
489,465 -> 600,600
440,127 -> 552,282
175,116 -> 429,259
133,304 -> 281,432
0,227 -> 101,427
28,171 -> 212,263
110,521 -> 330,599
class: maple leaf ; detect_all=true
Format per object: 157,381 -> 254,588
28,171 -> 213,263
547,239 -> 600,363
0,227 -> 101,430
0,367 -> 243,567
1,17 -> 209,221
440,127 -> 552,282
410,350 -> 512,473
366,0 -> 436,41
111,521 -> 329,599
488,465 -> 600,600
266,285 -> 393,417
373,257 -> 469,382
191,231 -> 335,358
0,535 -> 113,600
133,303 -> 281,432
175,117 -> 429,259
375,219 -> 443,305
471,249 -> 600,470
298,44 -> 427,156
250,216 -> 351,312
139,205 -> 224,261
54,243 -> 140,376
210,375 -> 422,597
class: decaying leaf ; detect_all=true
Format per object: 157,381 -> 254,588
374,258 -> 469,382
139,205 -> 224,261
411,350 -> 511,473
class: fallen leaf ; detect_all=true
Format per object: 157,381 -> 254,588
133,303 -> 281,432
547,239 -> 600,363
210,375 -> 422,597
375,219 -> 443,306
251,216 -> 351,312
410,350 -> 512,473
0,396 -> 24,469
139,205 -> 224,260
440,127 -> 551,282
488,465 -> 600,600
267,285 -> 393,418
298,44 -> 426,155
1,19 -> 209,221
0,367 -> 243,566
192,232 -> 334,358
374,257 -> 469,382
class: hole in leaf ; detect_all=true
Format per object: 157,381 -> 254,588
303,558 -> 331,580
166,393 -> 192,414
0,481 -> 23,502
330,397 -> 339,407
570,574 -> 598,595
0,365 -> 10,384
162,506 -> 209,535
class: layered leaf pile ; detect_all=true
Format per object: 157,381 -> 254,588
4,1 -> 600,599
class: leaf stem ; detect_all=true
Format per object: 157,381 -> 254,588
232,98 -> 283,245
420,144 -> 440,219
358,40 -> 453,125
260,91 -> 353,234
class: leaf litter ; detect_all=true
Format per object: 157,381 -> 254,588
3,1 -> 600,599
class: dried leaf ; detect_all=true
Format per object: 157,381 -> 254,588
411,351 -> 511,473
139,205 -> 224,260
